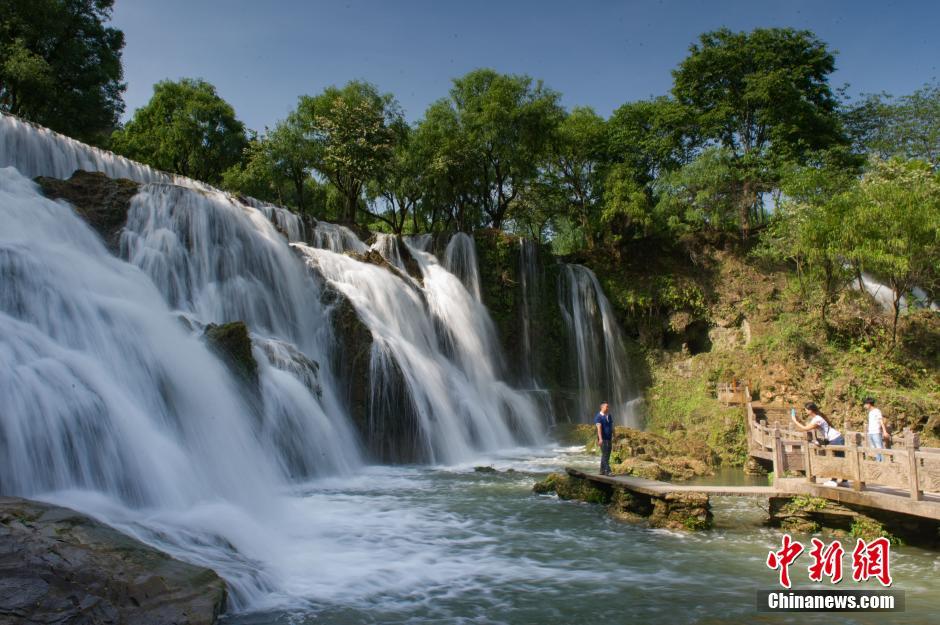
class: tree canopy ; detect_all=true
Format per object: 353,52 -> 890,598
0,0 -> 125,143
672,27 -> 846,236
292,81 -> 402,225
111,78 -> 247,184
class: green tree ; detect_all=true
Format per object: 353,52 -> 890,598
292,81 -> 401,225
672,27 -> 846,237
601,163 -> 655,242
545,106 -> 608,248
653,147 -> 741,236
759,158 -> 856,322
607,97 -> 693,185
226,119 -> 319,213
444,69 -> 563,229
111,78 -> 247,184
0,0 -> 125,143
365,120 -> 427,234
845,84 -> 940,166
850,158 -> 940,343
411,99 -> 479,232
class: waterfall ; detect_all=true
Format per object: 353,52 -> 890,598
518,238 -> 540,386
558,264 -> 641,427
443,232 -> 482,301
371,232 -> 406,270
243,197 -> 307,243
311,221 -> 369,253
297,237 -> 543,463
0,112 -> 210,189
0,115 -> 644,613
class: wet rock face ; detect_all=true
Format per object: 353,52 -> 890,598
0,497 -> 226,625
35,170 -> 139,253
203,321 -> 259,389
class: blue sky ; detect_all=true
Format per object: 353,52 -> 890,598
111,0 -> 939,131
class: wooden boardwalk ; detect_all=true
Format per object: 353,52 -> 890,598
738,383 -> 940,521
563,383 -> 940,524
565,468 -> 778,498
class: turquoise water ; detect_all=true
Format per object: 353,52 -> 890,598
224,447 -> 940,625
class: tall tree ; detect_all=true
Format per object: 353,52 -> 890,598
607,96 -> 693,185
759,158 -> 857,322
445,69 -> 563,229
111,78 -> 247,184
0,0 -> 125,143
845,84 -> 940,166
672,27 -> 846,237
411,99 -> 478,232
293,81 -> 401,225
365,120 -> 427,234
849,158 -> 940,343
545,106 -> 608,248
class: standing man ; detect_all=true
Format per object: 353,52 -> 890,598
594,402 -> 613,476
864,397 -> 888,462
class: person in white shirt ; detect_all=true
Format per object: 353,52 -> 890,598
790,402 -> 846,486
864,397 -> 888,462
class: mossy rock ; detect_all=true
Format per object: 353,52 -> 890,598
532,472 -> 611,504
611,458 -> 671,481
649,491 -> 713,531
203,321 -> 258,389
36,170 -> 139,253
0,496 -> 226,624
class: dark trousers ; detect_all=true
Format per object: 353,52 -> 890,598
600,440 -> 612,475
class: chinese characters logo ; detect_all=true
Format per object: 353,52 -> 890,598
766,535 -> 892,588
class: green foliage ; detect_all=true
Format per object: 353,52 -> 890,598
845,83 -> 940,166
654,147 -> 741,235
850,516 -> 902,545
293,81 -> 402,224
607,97 -> 693,183
111,78 -> 247,184
0,0 -> 125,143
363,120 -> 427,233
541,106 -> 608,246
441,69 -> 563,229
851,158 -> 940,342
672,27 -> 847,236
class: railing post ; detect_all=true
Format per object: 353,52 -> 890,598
907,431 -> 922,501
849,431 -> 863,492
772,427 -> 784,476
804,432 -> 814,483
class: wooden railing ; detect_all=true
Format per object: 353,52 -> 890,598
741,385 -> 940,501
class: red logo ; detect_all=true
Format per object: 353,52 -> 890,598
766,534 -> 892,588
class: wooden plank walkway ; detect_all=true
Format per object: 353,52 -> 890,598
565,468 -> 779,497
566,468 -> 940,521
732,382 -> 940,521
774,478 -> 940,521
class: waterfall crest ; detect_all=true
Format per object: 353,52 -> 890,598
443,232 -> 482,301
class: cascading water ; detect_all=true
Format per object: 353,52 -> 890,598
0,117 -> 552,612
0,113 -> 209,189
0,167 -> 293,606
443,232 -> 482,301
297,236 -> 543,463
518,238 -> 540,386
558,264 -> 641,427
244,196 -> 307,243
311,221 -> 369,253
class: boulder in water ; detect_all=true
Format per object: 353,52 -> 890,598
0,497 -> 226,625
35,170 -> 139,253
203,321 -> 259,389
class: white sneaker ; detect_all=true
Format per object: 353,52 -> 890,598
823,480 -> 838,486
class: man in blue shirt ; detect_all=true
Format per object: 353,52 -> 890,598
594,402 -> 613,476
